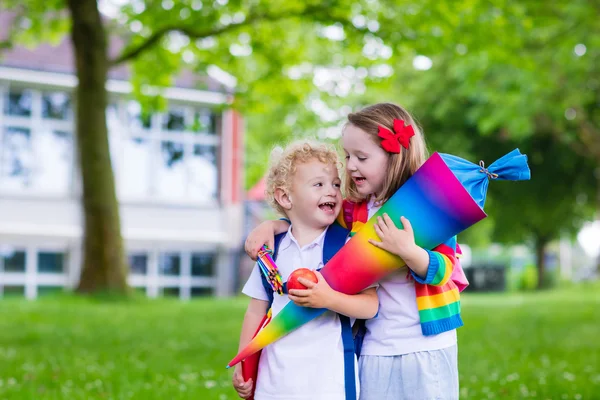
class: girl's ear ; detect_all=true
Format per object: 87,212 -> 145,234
275,188 -> 293,210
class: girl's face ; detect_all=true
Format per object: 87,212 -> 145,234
342,124 -> 389,197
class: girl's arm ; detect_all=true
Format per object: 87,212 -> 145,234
325,287 -> 379,319
244,219 -> 290,260
369,214 -> 457,285
288,271 -> 379,319
407,237 -> 458,286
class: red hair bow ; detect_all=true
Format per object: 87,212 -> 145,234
378,119 -> 415,153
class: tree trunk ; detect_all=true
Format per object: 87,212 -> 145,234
596,168 -> 600,277
535,237 -> 548,290
67,0 -> 129,294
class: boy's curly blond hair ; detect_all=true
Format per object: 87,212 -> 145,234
265,139 -> 340,217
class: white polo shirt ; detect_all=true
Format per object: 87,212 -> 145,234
242,226 -> 358,400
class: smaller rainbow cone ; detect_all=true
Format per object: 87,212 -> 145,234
257,245 -> 284,295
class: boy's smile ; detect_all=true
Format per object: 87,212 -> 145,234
288,159 -> 342,228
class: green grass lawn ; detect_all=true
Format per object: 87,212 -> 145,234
0,284 -> 599,399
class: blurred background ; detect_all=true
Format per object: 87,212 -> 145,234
0,0 -> 598,399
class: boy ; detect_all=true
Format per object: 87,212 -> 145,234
233,140 -> 378,400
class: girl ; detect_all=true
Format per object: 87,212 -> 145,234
246,103 -> 462,399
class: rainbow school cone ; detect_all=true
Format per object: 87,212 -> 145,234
228,149 -> 530,368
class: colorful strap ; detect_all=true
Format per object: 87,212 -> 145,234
257,245 -> 284,295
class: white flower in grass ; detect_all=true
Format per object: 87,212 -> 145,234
204,380 -> 217,389
506,373 -> 520,382
538,376 -> 546,385
201,369 -> 215,378
563,372 -> 576,382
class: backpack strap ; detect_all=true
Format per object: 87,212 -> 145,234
323,222 -> 349,264
322,225 -> 356,400
353,319 -> 367,358
340,315 -> 357,400
259,233 -> 287,309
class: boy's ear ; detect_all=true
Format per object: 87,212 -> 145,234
275,188 -> 293,210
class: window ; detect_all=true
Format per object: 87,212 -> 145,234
0,87 -> 74,195
1,126 -> 33,189
159,252 -> 181,276
193,108 -> 217,134
1,248 -> 26,272
37,251 -> 65,273
37,286 -> 64,296
189,145 -> 218,200
191,287 -> 213,297
42,91 -> 72,120
34,130 -> 73,193
1,88 -> 221,201
120,137 -> 152,197
3,89 -> 32,117
160,287 -> 181,297
113,101 -> 220,203
128,253 -> 148,275
163,108 -> 186,132
2,285 -> 25,297
157,141 -> 186,199
191,253 -> 215,277
126,101 -> 151,131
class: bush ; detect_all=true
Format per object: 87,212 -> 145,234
517,264 -> 538,291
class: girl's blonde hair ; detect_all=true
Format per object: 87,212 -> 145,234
265,139 -> 340,216
344,102 -> 428,203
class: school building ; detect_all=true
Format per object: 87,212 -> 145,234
0,12 -> 245,299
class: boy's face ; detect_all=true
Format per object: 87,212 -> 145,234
288,159 -> 342,228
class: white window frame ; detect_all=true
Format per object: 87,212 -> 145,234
0,83 -> 76,199
112,98 -> 221,206
1,244 -> 219,300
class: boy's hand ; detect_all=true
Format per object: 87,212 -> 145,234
288,271 -> 335,309
369,214 -> 420,260
232,365 -> 253,399
244,221 -> 277,260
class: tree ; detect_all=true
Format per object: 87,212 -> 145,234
3,0 -> 597,293
369,0 -> 600,283
478,135 -> 596,288
0,0 -> 380,294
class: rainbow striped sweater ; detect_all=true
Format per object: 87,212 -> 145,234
338,200 -> 463,336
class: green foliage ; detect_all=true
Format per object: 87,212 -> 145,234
1,1 -> 70,48
517,264 -> 539,291
481,134 -> 596,246
2,0 -> 598,257
379,1 -> 600,261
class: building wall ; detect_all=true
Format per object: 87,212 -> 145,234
0,69 -> 243,299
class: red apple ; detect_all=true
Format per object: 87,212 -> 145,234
287,268 -> 318,291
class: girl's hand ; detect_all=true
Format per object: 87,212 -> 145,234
244,221 -> 277,260
288,271 -> 335,309
369,214 -> 420,260
232,365 -> 253,399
